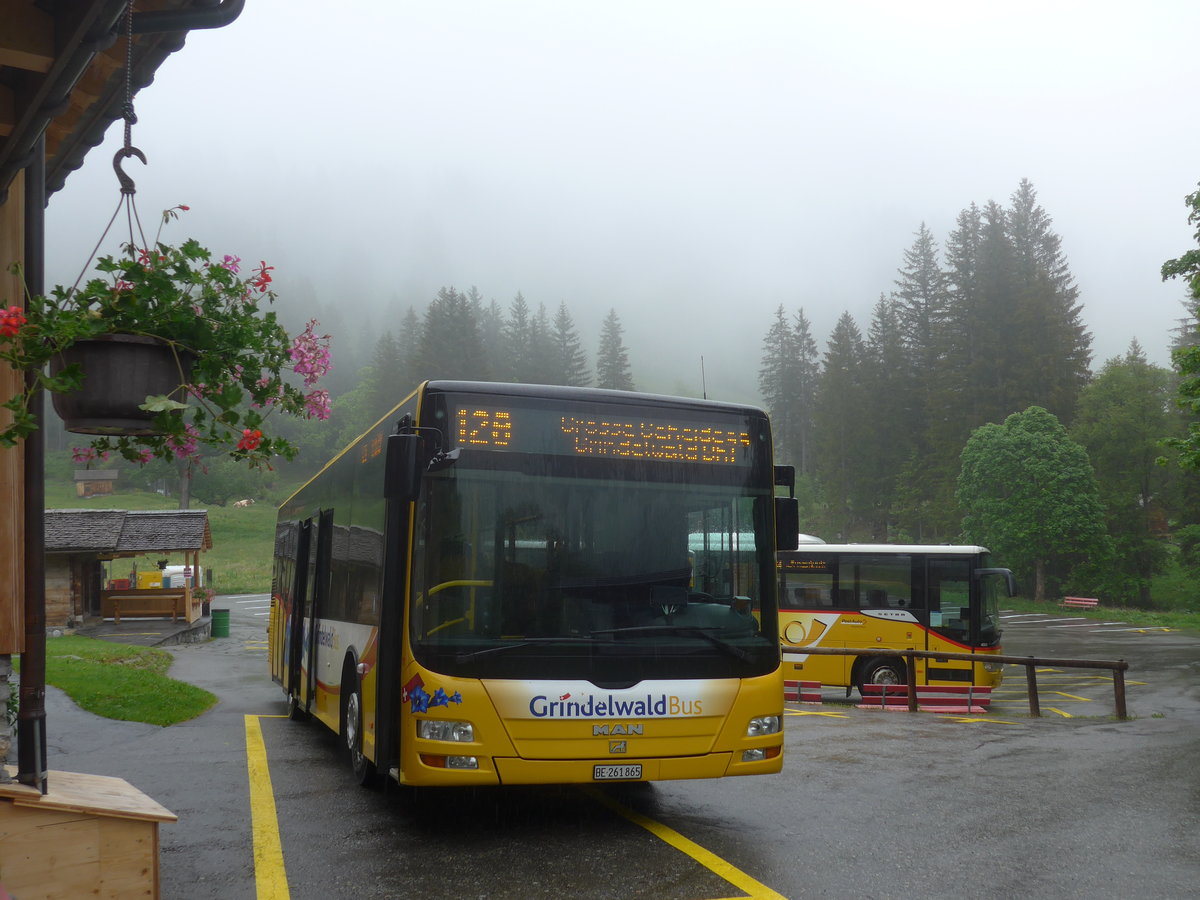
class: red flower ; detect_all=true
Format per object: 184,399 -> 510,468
1,305 -> 27,338
250,261 -> 274,292
237,428 -> 263,451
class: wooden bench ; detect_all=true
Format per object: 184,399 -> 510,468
1062,596 -> 1099,610
100,589 -> 188,623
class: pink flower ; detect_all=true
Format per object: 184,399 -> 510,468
166,423 -> 200,460
289,320 -> 332,387
219,254 -> 242,274
304,389 -> 331,420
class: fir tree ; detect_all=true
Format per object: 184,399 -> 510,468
595,309 -> 635,390
552,302 -> 590,386
418,287 -> 490,381
505,292 -> 533,382
758,305 -> 800,465
861,295 -> 908,539
813,312 -> 869,538
528,303 -> 557,384
791,308 -> 820,477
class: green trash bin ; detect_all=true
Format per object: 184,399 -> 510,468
211,608 -> 230,638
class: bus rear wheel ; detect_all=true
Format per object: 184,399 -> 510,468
858,657 -> 905,693
342,673 -> 378,787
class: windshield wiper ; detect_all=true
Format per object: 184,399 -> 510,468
589,625 -> 751,662
454,636 -> 594,663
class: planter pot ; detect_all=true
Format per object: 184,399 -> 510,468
50,334 -> 193,435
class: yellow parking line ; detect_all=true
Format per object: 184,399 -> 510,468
785,709 -> 849,718
586,787 -> 788,900
1045,707 -> 1073,718
942,716 -> 1019,725
1046,691 -> 1091,701
245,715 -> 290,900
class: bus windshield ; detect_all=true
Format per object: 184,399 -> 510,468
410,457 -> 778,682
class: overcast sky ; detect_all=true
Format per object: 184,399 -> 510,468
44,0 -> 1200,404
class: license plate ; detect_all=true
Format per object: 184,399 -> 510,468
593,764 -> 642,781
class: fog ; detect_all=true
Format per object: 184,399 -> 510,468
42,0 -> 1200,404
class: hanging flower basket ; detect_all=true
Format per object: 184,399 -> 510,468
1,206 -> 332,467
49,333 -> 194,436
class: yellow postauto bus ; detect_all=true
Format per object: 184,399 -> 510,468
777,544 -> 1015,695
270,381 -> 797,787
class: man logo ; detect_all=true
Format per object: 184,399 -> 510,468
609,741 -> 627,754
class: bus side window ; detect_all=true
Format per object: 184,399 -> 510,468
835,588 -> 856,608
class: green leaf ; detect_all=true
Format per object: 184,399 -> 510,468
138,395 -> 189,413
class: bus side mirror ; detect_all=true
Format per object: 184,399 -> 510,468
384,433 -> 423,502
774,498 -> 799,551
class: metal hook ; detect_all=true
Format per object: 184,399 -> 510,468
113,145 -> 147,195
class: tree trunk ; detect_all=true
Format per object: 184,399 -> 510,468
1034,558 -> 1046,603
178,461 -> 191,510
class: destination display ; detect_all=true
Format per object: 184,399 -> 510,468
778,557 -> 834,573
454,403 -> 756,465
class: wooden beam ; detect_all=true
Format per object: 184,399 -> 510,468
0,85 -> 13,137
0,5 -> 55,73
0,170 -> 26,654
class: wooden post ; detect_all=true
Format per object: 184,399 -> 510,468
1113,663 -> 1128,721
1025,660 -> 1041,717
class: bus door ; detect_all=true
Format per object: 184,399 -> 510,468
286,519 -> 312,705
778,557 -> 848,687
303,510 -> 334,715
841,554 -> 917,687
925,557 -> 975,683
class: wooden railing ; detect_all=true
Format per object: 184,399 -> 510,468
782,645 -> 1130,719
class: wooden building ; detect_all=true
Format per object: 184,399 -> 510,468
45,508 -> 212,627
73,468 -> 120,498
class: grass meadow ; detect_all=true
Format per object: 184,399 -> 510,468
45,478 -> 287,595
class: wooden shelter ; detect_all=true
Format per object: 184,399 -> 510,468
74,468 -> 120,498
45,508 -> 212,626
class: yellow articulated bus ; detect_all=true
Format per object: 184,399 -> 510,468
270,380 -> 798,788
776,544 -> 1015,696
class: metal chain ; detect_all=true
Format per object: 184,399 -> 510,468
122,0 -> 136,152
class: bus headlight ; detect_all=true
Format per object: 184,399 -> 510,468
983,660 -> 1004,673
746,715 -> 781,736
417,719 -> 474,742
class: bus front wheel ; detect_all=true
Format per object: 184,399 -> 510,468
287,692 -> 308,721
341,670 -> 378,787
858,657 -> 905,693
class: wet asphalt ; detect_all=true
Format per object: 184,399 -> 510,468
9,601 -> 1200,899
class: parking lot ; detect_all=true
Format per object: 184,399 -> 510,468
32,600 -> 1200,898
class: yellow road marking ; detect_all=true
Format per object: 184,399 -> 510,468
1046,691 -> 1091,701
93,632 -> 163,636
585,787 -> 787,900
943,716 -> 1019,725
785,709 -> 849,718
1045,707 -> 1073,718
245,715 -> 290,900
